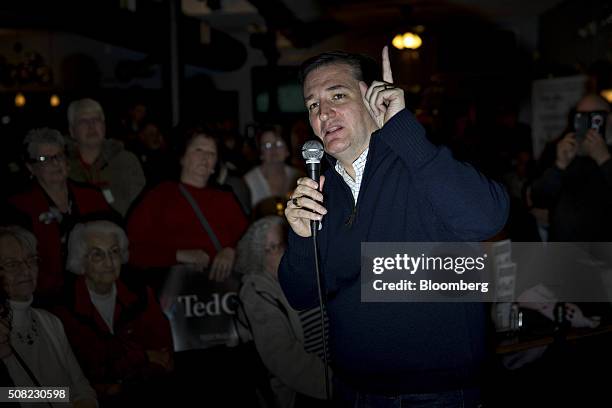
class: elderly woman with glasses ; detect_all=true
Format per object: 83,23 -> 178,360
243,127 -> 303,212
52,220 -> 173,406
235,216 -> 330,408
0,226 -> 97,408
8,128 -> 111,304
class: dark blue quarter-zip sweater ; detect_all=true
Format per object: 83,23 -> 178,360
279,109 -> 509,395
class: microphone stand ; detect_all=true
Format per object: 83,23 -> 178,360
311,220 -> 331,401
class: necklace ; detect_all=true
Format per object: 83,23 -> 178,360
14,315 -> 38,346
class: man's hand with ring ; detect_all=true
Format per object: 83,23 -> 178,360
286,176 -> 327,237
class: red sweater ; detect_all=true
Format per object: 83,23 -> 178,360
53,276 -> 172,385
8,182 -> 110,298
127,181 -> 248,268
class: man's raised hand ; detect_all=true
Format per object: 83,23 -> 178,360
362,46 -> 405,129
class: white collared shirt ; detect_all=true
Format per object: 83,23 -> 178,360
335,148 -> 369,204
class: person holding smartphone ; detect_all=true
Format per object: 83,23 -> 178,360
531,93 -> 612,241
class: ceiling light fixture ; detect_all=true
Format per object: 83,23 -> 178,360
392,32 -> 423,50
15,92 -> 26,108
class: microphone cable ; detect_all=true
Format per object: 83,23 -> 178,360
311,222 -> 330,401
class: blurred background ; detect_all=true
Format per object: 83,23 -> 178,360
0,0 -> 609,147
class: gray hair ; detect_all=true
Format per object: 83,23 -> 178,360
67,220 -> 129,275
234,216 -> 285,276
67,98 -> 105,128
0,226 -> 37,256
24,128 -> 66,160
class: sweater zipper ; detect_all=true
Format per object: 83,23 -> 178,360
345,203 -> 357,227
336,171 -> 357,228
345,146 -> 375,228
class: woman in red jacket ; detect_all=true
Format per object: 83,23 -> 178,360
8,128 -> 110,305
54,219 -> 173,406
126,127 -> 254,406
127,127 -> 248,284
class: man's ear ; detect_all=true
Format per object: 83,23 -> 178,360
359,81 -> 369,98
359,81 -> 378,127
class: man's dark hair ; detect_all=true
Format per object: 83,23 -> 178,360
297,50 -> 380,86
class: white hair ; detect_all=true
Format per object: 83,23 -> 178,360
0,226 -> 37,256
67,98 -> 105,128
23,127 -> 66,160
67,220 -> 129,275
234,216 -> 285,276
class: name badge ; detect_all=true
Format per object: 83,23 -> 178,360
102,188 -> 115,204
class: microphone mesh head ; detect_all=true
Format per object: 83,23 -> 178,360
302,140 -> 324,163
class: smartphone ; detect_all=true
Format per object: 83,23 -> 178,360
574,111 -> 607,143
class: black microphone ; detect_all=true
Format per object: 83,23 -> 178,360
301,140 -> 330,401
302,140 -> 325,235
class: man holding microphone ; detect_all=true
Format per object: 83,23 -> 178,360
279,46 -> 509,407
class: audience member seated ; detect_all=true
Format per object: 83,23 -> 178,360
211,129 -> 251,215
236,216 -> 329,408
118,99 -> 148,145
128,120 -> 173,189
219,129 -> 249,175
127,127 -> 248,289
288,119 -> 310,173
0,226 -> 97,407
216,157 -> 252,216
531,94 -> 612,241
244,127 -> 303,211
8,128 -> 110,305
66,98 -> 146,216
54,220 -> 173,406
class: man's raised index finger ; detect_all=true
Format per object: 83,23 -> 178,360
382,46 -> 393,83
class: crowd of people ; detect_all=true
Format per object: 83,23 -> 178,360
0,96 -> 318,407
1,49 -> 611,406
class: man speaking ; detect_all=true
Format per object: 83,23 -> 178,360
279,47 -> 509,407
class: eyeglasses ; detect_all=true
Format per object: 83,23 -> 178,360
87,246 -> 122,264
196,151 -> 217,159
29,153 -> 66,166
0,255 -> 40,274
262,141 -> 286,150
265,242 -> 286,253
